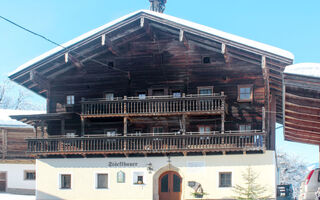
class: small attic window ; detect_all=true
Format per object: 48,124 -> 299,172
203,57 -> 211,64
108,61 -> 114,67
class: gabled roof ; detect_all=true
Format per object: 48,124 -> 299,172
9,9 -> 294,78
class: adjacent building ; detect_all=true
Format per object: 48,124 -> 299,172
8,4 -> 303,200
0,109 -> 42,195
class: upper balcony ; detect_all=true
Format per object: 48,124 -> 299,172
81,92 -> 226,118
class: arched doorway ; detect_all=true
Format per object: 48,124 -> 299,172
158,171 -> 182,200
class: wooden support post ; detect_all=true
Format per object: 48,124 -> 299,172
182,114 -> 186,135
140,17 -> 144,28
179,29 -> 184,42
101,34 -> 106,46
123,117 -> 128,136
61,119 -> 65,135
65,52 -> 69,63
221,92 -> 225,134
81,117 -> 85,137
34,124 -> 38,138
262,107 -> 266,132
40,120 -> 45,138
1,129 -> 7,159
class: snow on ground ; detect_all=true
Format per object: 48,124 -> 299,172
0,193 -> 35,200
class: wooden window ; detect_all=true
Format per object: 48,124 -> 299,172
153,127 -> 163,134
24,170 -> 35,180
152,89 -> 165,96
198,126 -> 211,134
198,86 -> 213,96
66,95 -> 74,105
202,56 -> 211,64
104,129 -> 117,137
96,174 -> 108,189
172,90 -> 181,98
138,92 -> 146,99
238,85 -> 253,102
239,124 -> 251,132
133,129 -> 142,136
105,93 -> 114,100
60,174 -> 71,189
66,131 -> 76,138
219,172 -> 232,187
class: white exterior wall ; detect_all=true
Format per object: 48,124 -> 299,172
36,151 -> 276,200
0,163 -> 35,191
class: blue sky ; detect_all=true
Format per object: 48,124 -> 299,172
0,0 -> 319,164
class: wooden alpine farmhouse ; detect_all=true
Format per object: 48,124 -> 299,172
9,1 -> 317,200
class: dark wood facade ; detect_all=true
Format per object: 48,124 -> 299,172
0,127 -> 35,159
9,11 -> 293,157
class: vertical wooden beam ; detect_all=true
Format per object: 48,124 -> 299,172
1,129 -> 7,159
140,17 -> 145,28
262,107 -> 266,132
40,120 -> 45,138
123,117 -> 128,136
179,29 -> 184,42
101,34 -> 106,46
261,55 -> 270,149
61,119 -> 65,135
282,72 -> 286,134
81,117 -> 85,137
34,124 -> 38,138
221,43 -> 226,54
221,91 -> 225,134
65,52 -> 69,63
182,114 -> 186,135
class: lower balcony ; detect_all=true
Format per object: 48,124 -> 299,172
27,131 -> 266,157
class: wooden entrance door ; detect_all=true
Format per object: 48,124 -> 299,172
159,171 -> 182,200
0,172 -> 6,192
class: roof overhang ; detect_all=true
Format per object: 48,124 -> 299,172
9,10 -> 293,98
283,71 -> 320,145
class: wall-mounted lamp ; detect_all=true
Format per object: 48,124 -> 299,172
147,162 -> 153,174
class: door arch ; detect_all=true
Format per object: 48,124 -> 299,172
159,171 -> 182,200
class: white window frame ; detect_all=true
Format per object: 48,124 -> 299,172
217,171 -> 233,188
94,172 -> 109,190
238,84 -> 253,102
24,170 -> 36,181
58,173 -> 72,190
104,93 -> 114,101
197,86 -> 213,96
66,95 -> 75,105
239,124 -> 252,132
132,171 -> 145,185
198,125 -> 211,134
104,129 -> 117,137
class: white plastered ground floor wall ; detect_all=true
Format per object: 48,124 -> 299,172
36,150 -> 276,200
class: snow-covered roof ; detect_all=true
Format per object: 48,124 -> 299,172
0,109 -> 44,128
284,63 -> 320,78
10,10 -> 294,76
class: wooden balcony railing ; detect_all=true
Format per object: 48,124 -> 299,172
26,131 -> 265,156
81,93 -> 225,117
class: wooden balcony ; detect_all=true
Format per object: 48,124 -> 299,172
26,131 -> 266,157
81,93 -> 226,117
